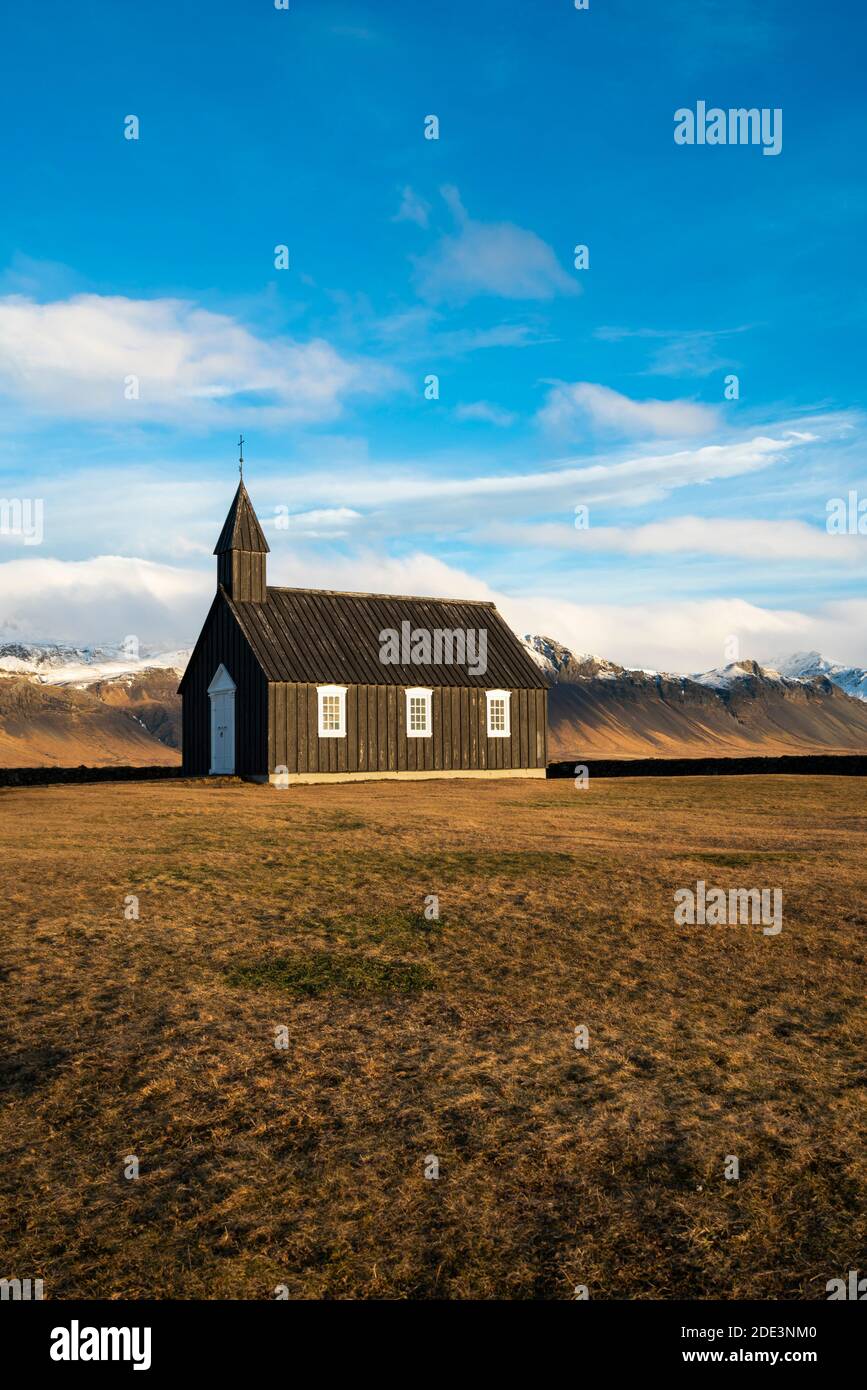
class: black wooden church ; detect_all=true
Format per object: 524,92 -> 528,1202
179,479 -> 548,782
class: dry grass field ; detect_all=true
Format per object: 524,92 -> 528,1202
1,774 -> 865,1300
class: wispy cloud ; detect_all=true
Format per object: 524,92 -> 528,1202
0,427 -> 817,568
440,322 -> 555,354
595,324 -> 752,377
269,431 -> 806,524
373,306 -> 553,359
537,381 -> 718,439
454,401 -> 517,427
393,185 -> 430,228
413,186 -> 578,304
283,507 -> 362,538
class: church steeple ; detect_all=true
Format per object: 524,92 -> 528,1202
214,474 -> 269,603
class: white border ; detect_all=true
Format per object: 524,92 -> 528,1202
405,687 -> 433,738
317,684 -> 347,738
485,689 -> 511,737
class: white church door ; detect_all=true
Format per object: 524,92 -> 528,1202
208,664 -> 236,774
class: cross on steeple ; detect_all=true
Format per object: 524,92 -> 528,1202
238,434 -> 245,478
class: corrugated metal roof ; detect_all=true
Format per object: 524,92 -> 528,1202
224,586 -> 549,688
214,482 -> 270,555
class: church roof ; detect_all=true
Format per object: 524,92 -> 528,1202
214,480 -> 270,555
223,586 -> 549,689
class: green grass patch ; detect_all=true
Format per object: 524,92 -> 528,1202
227,951 -> 436,998
316,908 -> 441,947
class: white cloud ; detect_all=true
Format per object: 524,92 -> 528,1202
5,549 -> 867,676
494,593 -> 867,675
0,555 -> 210,648
483,516 -> 867,565
537,381 -> 717,438
454,401 -> 517,427
283,507 -> 362,538
413,187 -> 578,303
269,547 -> 495,602
0,294 -> 394,426
0,549 -> 493,649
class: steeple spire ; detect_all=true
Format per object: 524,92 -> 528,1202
214,457 -> 269,603
238,434 -> 244,479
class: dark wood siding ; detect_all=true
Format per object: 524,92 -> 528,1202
217,550 -> 266,603
268,684 -> 547,775
181,593 -> 268,775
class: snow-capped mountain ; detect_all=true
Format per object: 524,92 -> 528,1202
522,635 -> 867,758
0,641 -> 190,687
765,651 -> 867,703
521,634 -> 568,673
0,641 -> 187,766
523,636 -> 867,704
522,636 -> 652,681
692,658 -> 786,690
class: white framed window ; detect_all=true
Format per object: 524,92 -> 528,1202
405,687 -> 432,738
317,684 -> 347,737
486,689 -> 511,737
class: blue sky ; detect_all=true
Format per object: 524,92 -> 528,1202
0,0 -> 865,669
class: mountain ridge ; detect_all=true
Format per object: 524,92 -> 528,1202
519,636 -> 867,759
2,637 -> 867,766
0,642 -> 185,766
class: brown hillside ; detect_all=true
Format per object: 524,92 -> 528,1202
89,670 -> 181,749
0,676 -> 181,768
